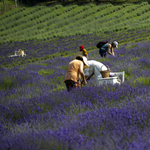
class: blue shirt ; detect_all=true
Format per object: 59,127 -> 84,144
101,43 -> 108,52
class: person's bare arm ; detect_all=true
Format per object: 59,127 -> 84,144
107,44 -> 115,56
86,72 -> 94,80
79,62 -> 87,85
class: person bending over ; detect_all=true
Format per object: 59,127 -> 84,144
64,55 -> 89,91
99,41 -> 118,57
84,60 -> 121,84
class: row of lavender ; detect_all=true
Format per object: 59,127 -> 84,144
0,39 -> 150,149
0,29 -> 150,68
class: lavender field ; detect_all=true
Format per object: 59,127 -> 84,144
0,31 -> 150,150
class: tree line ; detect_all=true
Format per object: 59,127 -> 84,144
1,0 -> 150,14
18,0 -> 150,6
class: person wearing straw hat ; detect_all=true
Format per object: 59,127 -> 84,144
84,60 -> 121,83
99,41 -> 118,57
79,45 -> 89,60
64,55 -> 89,91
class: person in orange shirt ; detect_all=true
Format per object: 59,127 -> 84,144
64,55 -> 89,91
79,45 -> 89,60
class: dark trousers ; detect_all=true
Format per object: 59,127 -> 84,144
99,49 -> 107,57
64,80 -> 81,91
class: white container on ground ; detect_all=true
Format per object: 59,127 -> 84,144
97,71 -> 125,85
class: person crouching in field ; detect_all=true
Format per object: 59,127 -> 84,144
79,45 -> 89,59
15,49 -> 26,57
64,55 -> 89,91
99,41 -> 118,57
84,60 -> 121,84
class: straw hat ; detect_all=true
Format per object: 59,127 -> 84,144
74,55 -> 89,69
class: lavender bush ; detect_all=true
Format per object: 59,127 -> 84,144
1,29 -> 150,68
0,33 -> 150,149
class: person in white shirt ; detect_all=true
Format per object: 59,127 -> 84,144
83,60 -> 121,84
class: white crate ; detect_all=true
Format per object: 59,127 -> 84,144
97,71 -> 125,85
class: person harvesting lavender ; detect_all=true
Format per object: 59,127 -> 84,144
64,55 -> 89,91
79,45 -> 89,59
97,41 -> 118,57
84,60 -> 121,84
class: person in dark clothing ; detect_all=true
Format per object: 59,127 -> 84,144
99,41 -> 118,57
